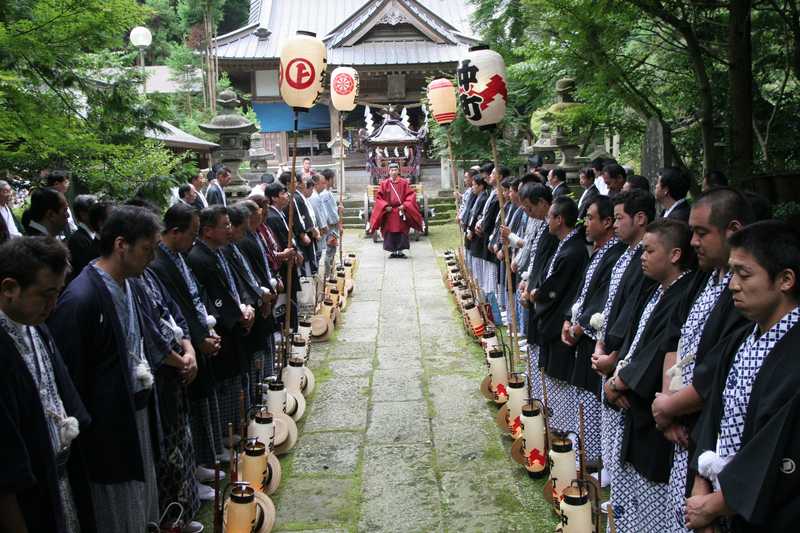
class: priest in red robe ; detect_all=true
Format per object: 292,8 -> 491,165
368,162 -> 423,258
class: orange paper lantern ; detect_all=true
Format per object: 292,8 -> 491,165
279,31 -> 327,111
456,45 -> 508,129
427,78 -> 457,126
330,66 -> 359,112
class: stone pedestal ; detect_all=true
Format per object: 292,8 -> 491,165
641,117 -> 672,182
440,157 -> 453,191
199,89 -> 258,203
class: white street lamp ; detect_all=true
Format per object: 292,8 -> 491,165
129,26 -> 152,93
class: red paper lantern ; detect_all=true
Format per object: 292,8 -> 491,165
427,78 -> 457,126
456,45 -> 508,129
330,66 -> 359,112
279,31 -> 327,111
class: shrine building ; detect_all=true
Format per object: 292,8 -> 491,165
212,0 -> 478,159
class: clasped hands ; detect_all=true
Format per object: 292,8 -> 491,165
560,320 -> 583,346
239,304 -> 256,332
651,392 -> 690,447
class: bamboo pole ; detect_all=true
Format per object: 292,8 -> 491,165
489,133 -> 519,369
213,460 -> 222,533
281,113 -> 300,367
339,112 -> 345,267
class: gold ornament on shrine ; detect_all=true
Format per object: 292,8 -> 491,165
279,31 -> 327,111
427,78 -> 457,125
456,44 -> 508,130
330,66 -> 359,111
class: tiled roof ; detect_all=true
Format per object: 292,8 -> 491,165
213,0 -> 478,65
146,122 -> 220,151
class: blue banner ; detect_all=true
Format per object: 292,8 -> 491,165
253,102 -> 331,133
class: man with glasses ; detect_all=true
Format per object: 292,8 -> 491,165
186,206 -> 255,442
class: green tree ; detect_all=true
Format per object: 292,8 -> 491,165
0,0 -> 180,191
469,0 -> 800,184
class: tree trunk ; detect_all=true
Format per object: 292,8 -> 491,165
631,1 -> 721,175
727,0 -> 754,182
681,25 -> 720,175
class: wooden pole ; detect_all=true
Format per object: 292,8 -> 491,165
489,133 -> 519,370
282,113 -> 300,366
239,389 -> 247,446
608,503 -> 617,533
228,422 -> 237,482
578,402 -> 586,481
213,460 -> 222,533
540,368 -> 551,455
339,112 -> 345,267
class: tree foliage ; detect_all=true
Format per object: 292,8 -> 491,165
465,0 -> 800,183
0,0 -> 182,185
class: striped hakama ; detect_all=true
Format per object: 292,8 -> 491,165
191,391 -> 224,465
156,385 -> 200,523
90,408 -> 159,532
482,261 -> 498,297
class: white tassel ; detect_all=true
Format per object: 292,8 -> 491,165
136,361 -> 154,389
698,450 -> 732,491
206,315 -> 217,329
589,312 -> 604,331
60,416 -> 80,447
667,364 -> 683,392
570,302 -> 581,323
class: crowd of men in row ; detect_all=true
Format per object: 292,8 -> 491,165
457,159 -> 799,532
0,162 -> 340,532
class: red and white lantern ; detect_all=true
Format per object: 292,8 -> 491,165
330,66 -> 359,111
456,45 -> 508,129
279,31 -> 327,111
427,78 -> 457,126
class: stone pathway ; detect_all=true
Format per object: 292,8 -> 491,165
273,234 -> 555,532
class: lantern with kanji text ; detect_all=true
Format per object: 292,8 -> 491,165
456,45 -> 508,130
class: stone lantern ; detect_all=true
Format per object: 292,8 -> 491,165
199,89 -> 258,203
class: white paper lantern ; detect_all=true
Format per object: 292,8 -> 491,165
330,66 -> 359,111
279,31 -> 327,111
427,78 -> 457,126
456,45 -> 508,129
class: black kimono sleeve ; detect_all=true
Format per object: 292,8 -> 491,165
605,252 -> 655,353
617,275 -> 693,482
692,290 -> 753,403
718,392 -> 800,530
0,373 -> 36,492
717,323 -> 800,530
576,242 -> 627,330
534,238 -> 589,344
